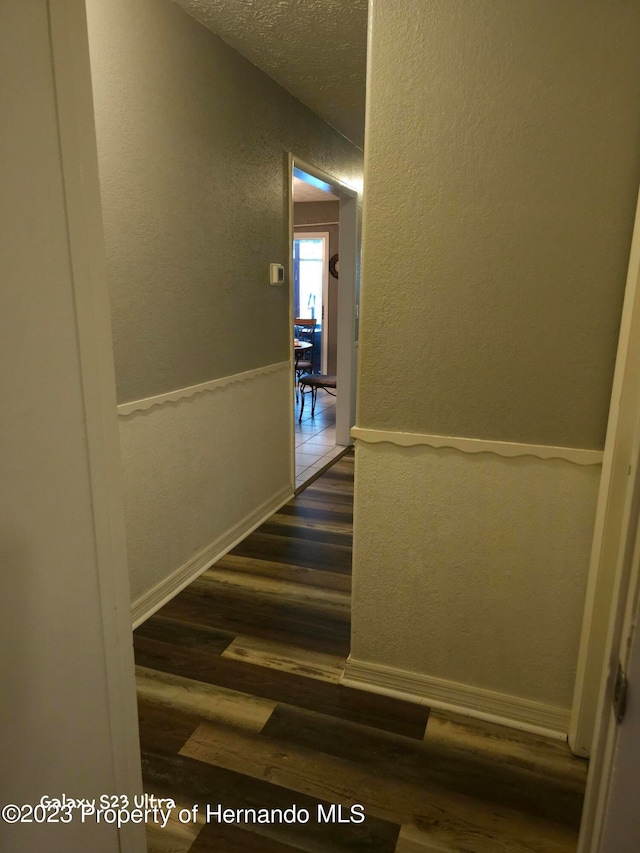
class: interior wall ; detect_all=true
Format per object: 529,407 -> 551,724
358,0 -> 640,449
0,2 -> 139,849
351,0 -> 640,730
87,0 -> 361,405
86,0 -> 363,609
294,200 -> 340,226
294,200 -> 340,374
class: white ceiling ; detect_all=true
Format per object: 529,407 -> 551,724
170,0 -> 368,148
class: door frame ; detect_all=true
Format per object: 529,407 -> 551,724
577,183 -> 640,850
49,1 -> 144,850
287,154 -> 360,450
577,374 -> 640,850
570,184 -> 640,759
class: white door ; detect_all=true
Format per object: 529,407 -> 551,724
578,398 -> 640,852
597,599 -> 640,851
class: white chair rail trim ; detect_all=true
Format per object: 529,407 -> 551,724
351,427 -> 603,467
118,361 -> 290,417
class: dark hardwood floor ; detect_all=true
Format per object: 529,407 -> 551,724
133,451 -> 587,852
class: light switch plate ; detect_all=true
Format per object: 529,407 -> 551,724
270,263 -> 285,285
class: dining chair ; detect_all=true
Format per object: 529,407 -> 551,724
294,317 -> 317,379
298,373 -> 336,421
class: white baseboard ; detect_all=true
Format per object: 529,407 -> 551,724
341,657 -> 570,740
131,485 -> 293,628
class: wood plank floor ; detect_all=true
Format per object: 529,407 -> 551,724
133,451 -> 588,852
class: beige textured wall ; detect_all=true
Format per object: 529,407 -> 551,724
294,200 -> 340,226
351,0 -> 640,728
294,201 -> 340,374
87,0 -> 362,404
358,0 -> 640,449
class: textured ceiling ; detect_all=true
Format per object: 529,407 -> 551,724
170,0 -> 368,148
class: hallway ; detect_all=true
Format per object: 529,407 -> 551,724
133,452 -> 587,852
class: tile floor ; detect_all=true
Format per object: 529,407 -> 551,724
294,385 -> 344,490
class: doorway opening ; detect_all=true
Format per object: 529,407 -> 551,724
289,158 -> 359,490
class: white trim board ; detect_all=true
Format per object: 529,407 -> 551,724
293,220 -> 340,227
570,186 -> 640,762
575,183 -> 640,848
118,361 -> 290,416
48,3 -> 145,850
342,658 -> 570,740
131,485 -> 293,628
351,427 -> 603,467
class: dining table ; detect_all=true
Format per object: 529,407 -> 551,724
294,339 -> 312,361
